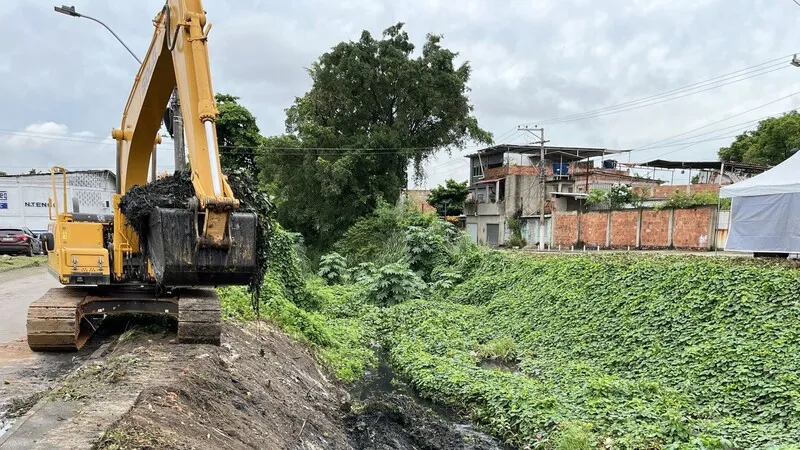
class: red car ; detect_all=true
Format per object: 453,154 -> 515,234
0,228 -> 45,257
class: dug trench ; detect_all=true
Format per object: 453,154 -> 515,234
1,317 -> 508,449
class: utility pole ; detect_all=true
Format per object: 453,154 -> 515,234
171,90 -> 186,171
519,126 -> 549,250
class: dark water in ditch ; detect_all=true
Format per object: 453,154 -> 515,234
346,349 -> 514,450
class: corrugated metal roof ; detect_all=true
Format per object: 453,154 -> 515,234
465,144 -> 624,161
0,169 -> 116,181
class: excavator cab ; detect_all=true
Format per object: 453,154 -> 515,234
26,0 -> 260,352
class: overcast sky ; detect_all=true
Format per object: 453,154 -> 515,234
2,0 -> 800,187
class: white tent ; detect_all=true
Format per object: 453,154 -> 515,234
719,151 -> 800,253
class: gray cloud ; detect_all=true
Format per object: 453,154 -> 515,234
2,0 -> 799,188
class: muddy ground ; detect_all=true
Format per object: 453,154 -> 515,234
1,316 -> 508,449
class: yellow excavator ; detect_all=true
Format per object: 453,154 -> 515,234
26,0 -> 257,351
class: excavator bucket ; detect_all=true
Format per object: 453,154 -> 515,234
147,207 -> 258,286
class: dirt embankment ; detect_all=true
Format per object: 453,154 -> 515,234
95,321 -> 354,449
1,318 -> 507,449
95,320 -> 507,450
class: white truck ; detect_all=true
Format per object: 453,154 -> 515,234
0,170 -> 116,233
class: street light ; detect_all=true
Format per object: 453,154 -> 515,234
52,5 -> 185,179
54,5 -> 141,64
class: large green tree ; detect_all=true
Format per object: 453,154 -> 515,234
718,111 -> 800,165
427,179 -> 469,215
215,93 -> 262,173
259,23 -> 491,249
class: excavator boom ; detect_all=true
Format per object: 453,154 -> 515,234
111,0 -> 257,285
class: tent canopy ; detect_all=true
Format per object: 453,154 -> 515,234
719,151 -> 800,198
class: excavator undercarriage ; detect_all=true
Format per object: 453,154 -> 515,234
27,286 -> 222,351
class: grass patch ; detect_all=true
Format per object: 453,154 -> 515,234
93,419 -> 176,450
49,355 -> 139,401
0,255 -> 46,273
218,276 -> 377,382
476,336 -> 518,362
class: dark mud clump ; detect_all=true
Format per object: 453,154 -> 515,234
117,170 -> 271,306
347,394 -> 508,450
118,171 -> 194,242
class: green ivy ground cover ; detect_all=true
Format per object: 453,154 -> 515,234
382,253 -> 800,449
220,222 -> 800,449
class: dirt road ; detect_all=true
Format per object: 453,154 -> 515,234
0,266 -> 60,344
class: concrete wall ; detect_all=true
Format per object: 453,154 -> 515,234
466,214 -> 505,247
504,175 -> 543,218
553,206 -> 719,250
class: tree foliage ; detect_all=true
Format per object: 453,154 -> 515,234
585,184 -> 647,210
718,111 -> 800,165
259,23 -> 491,250
427,179 -> 469,215
215,93 -> 262,174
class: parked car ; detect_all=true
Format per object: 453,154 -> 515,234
0,228 -> 45,256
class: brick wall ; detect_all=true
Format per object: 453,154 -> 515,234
484,167 -> 506,179
673,208 -> 712,249
610,210 -> 638,247
509,165 -> 541,176
551,206 -> 716,250
581,212 -> 608,247
690,184 -> 721,193
640,210 -> 668,248
553,212 -> 578,246
406,190 -> 435,213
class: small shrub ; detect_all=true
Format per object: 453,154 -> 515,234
585,188 -> 607,207
506,215 -> 527,248
656,190 -> 730,210
607,184 -> 634,209
361,262 -> 427,306
477,336 -> 518,362
553,422 -> 594,450
406,224 -> 452,280
317,252 -> 349,285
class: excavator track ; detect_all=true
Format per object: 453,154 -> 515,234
177,288 -> 222,345
26,287 -> 222,351
27,287 -> 92,351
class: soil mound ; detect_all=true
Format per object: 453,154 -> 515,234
97,321 -> 355,449
94,320 -> 511,450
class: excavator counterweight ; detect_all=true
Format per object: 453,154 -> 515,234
26,0 -> 258,351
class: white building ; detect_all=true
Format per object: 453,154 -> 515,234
0,170 -> 116,233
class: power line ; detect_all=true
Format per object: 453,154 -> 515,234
629,89 -> 800,153
524,55 -> 794,125
541,65 -> 790,125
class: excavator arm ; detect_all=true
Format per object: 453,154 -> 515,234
110,0 -> 256,285
112,0 -> 236,244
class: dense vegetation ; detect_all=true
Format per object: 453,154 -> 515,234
256,23 -> 492,251
718,110 -> 800,166
219,201 -> 800,450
